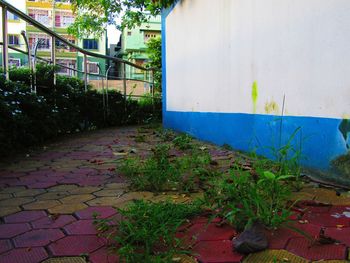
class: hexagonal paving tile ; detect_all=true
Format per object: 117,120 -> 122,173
32,215 -> 77,229
13,229 -> 65,248
0,223 -> 31,238
14,189 -> 46,197
23,200 -> 61,210
192,240 -> 244,263
0,240 -> 13,254
48,235 -> 105,256
74,206 -> 117,219
0,193 -> 12,200
36,191 -> 70,200
0,197 -> 34,207
59,194 -> 95,204
89,247 -> 119,263
0,247 -> 48,263
42,257 -> 87,263
286,237 -> 347,260
0,186 -> 26,194
243,249 -> 308,263
4,211 -> 47,223
68,186 -> 101,195
0,206 -> 21,217
48,203 -> 88,214
64,220 -> 97,235
48,185 -> 79,192
28,181 -> 58,189
93,189 -> 124,197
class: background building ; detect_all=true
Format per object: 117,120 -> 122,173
117,15 -> 161,80
1,0 -> 107,78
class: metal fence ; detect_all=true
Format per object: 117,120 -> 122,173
0,0 -> 157,107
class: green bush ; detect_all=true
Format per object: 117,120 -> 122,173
0,64 -> 161,157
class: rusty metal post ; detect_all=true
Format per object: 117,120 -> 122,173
2,6 -> 9,80
83,54 -> 88,92
123,63 -> 127,111
51,36 -> 56,85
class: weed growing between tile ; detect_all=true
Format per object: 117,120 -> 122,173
94,200 -> 203,262
103,128 -> 305,261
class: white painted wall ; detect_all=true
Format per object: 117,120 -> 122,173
166,0 -> 350,119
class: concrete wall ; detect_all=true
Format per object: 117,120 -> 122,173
163,0 -> 350,176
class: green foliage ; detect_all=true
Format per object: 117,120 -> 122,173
205,167 -> 293,230
69,0 -> 177,37
94,200 -> 202,262
0,65 -> 161,158
119,143 -> 212,192
146,37 -> 162,91
173,133 -> 194,150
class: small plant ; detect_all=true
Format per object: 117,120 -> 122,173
119,143 -> 215,192
173,133 -> 193,150
94,200 -> 202,262
206,167 -> 293,231
155,128 -> 176,142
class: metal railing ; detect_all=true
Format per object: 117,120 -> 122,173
0,0 -> 157,106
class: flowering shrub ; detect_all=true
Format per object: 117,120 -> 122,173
0,65 -> 161,157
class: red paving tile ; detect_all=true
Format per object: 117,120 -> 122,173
13,229 -> 65,248
75,206 -> 117,220
266,224 -> 321,249
31,215 -> 76,229
4,211 -> 47,223
286,237 -> 347,260
0,247 -> 48,263
193,240 -> 243,263
64,220 -> 98,235
0,223 -> 31,238
302,211 -> 350,227
48,235 -> 105,256
325,227 -> 350,246
89,247 -> 120,263
0,240 -> 12,254
182,223 -> 236,242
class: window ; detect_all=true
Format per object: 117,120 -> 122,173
8,35 -> 19,45
144,31 -> 159,42
8,12 -> 19,21
127,31 -> 132,36
87,62 -> 99,74
29,34 -> 51,50
62,16 -> 74,27
28,9 -> 50,26
83,39 -> 98,50
9,58 -> 21,67
57,59 -> 76,76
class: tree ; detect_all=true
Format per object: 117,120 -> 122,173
69,0 -> 177,38
146,37 -> 162,91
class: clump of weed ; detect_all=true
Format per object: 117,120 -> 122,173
331,152 -> 350,175
155,128 -> 176,142
173,133 -> 193,150
119,143 -> 215,192
206,168 -> 293,230
94,200 -> 203,262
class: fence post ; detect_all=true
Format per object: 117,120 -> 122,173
2,6 -> 9,80
21,30 -> 33,91
123,63 -> 127,111
83,54 -> 88,92
51,36 -> 56,85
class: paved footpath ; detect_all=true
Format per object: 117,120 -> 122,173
1,126 -> 350,263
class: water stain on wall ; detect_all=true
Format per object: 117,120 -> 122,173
252,81 -> 258,113
331,119 -> 350,176
339,119 -> 350,149
264,101 -> 279,114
